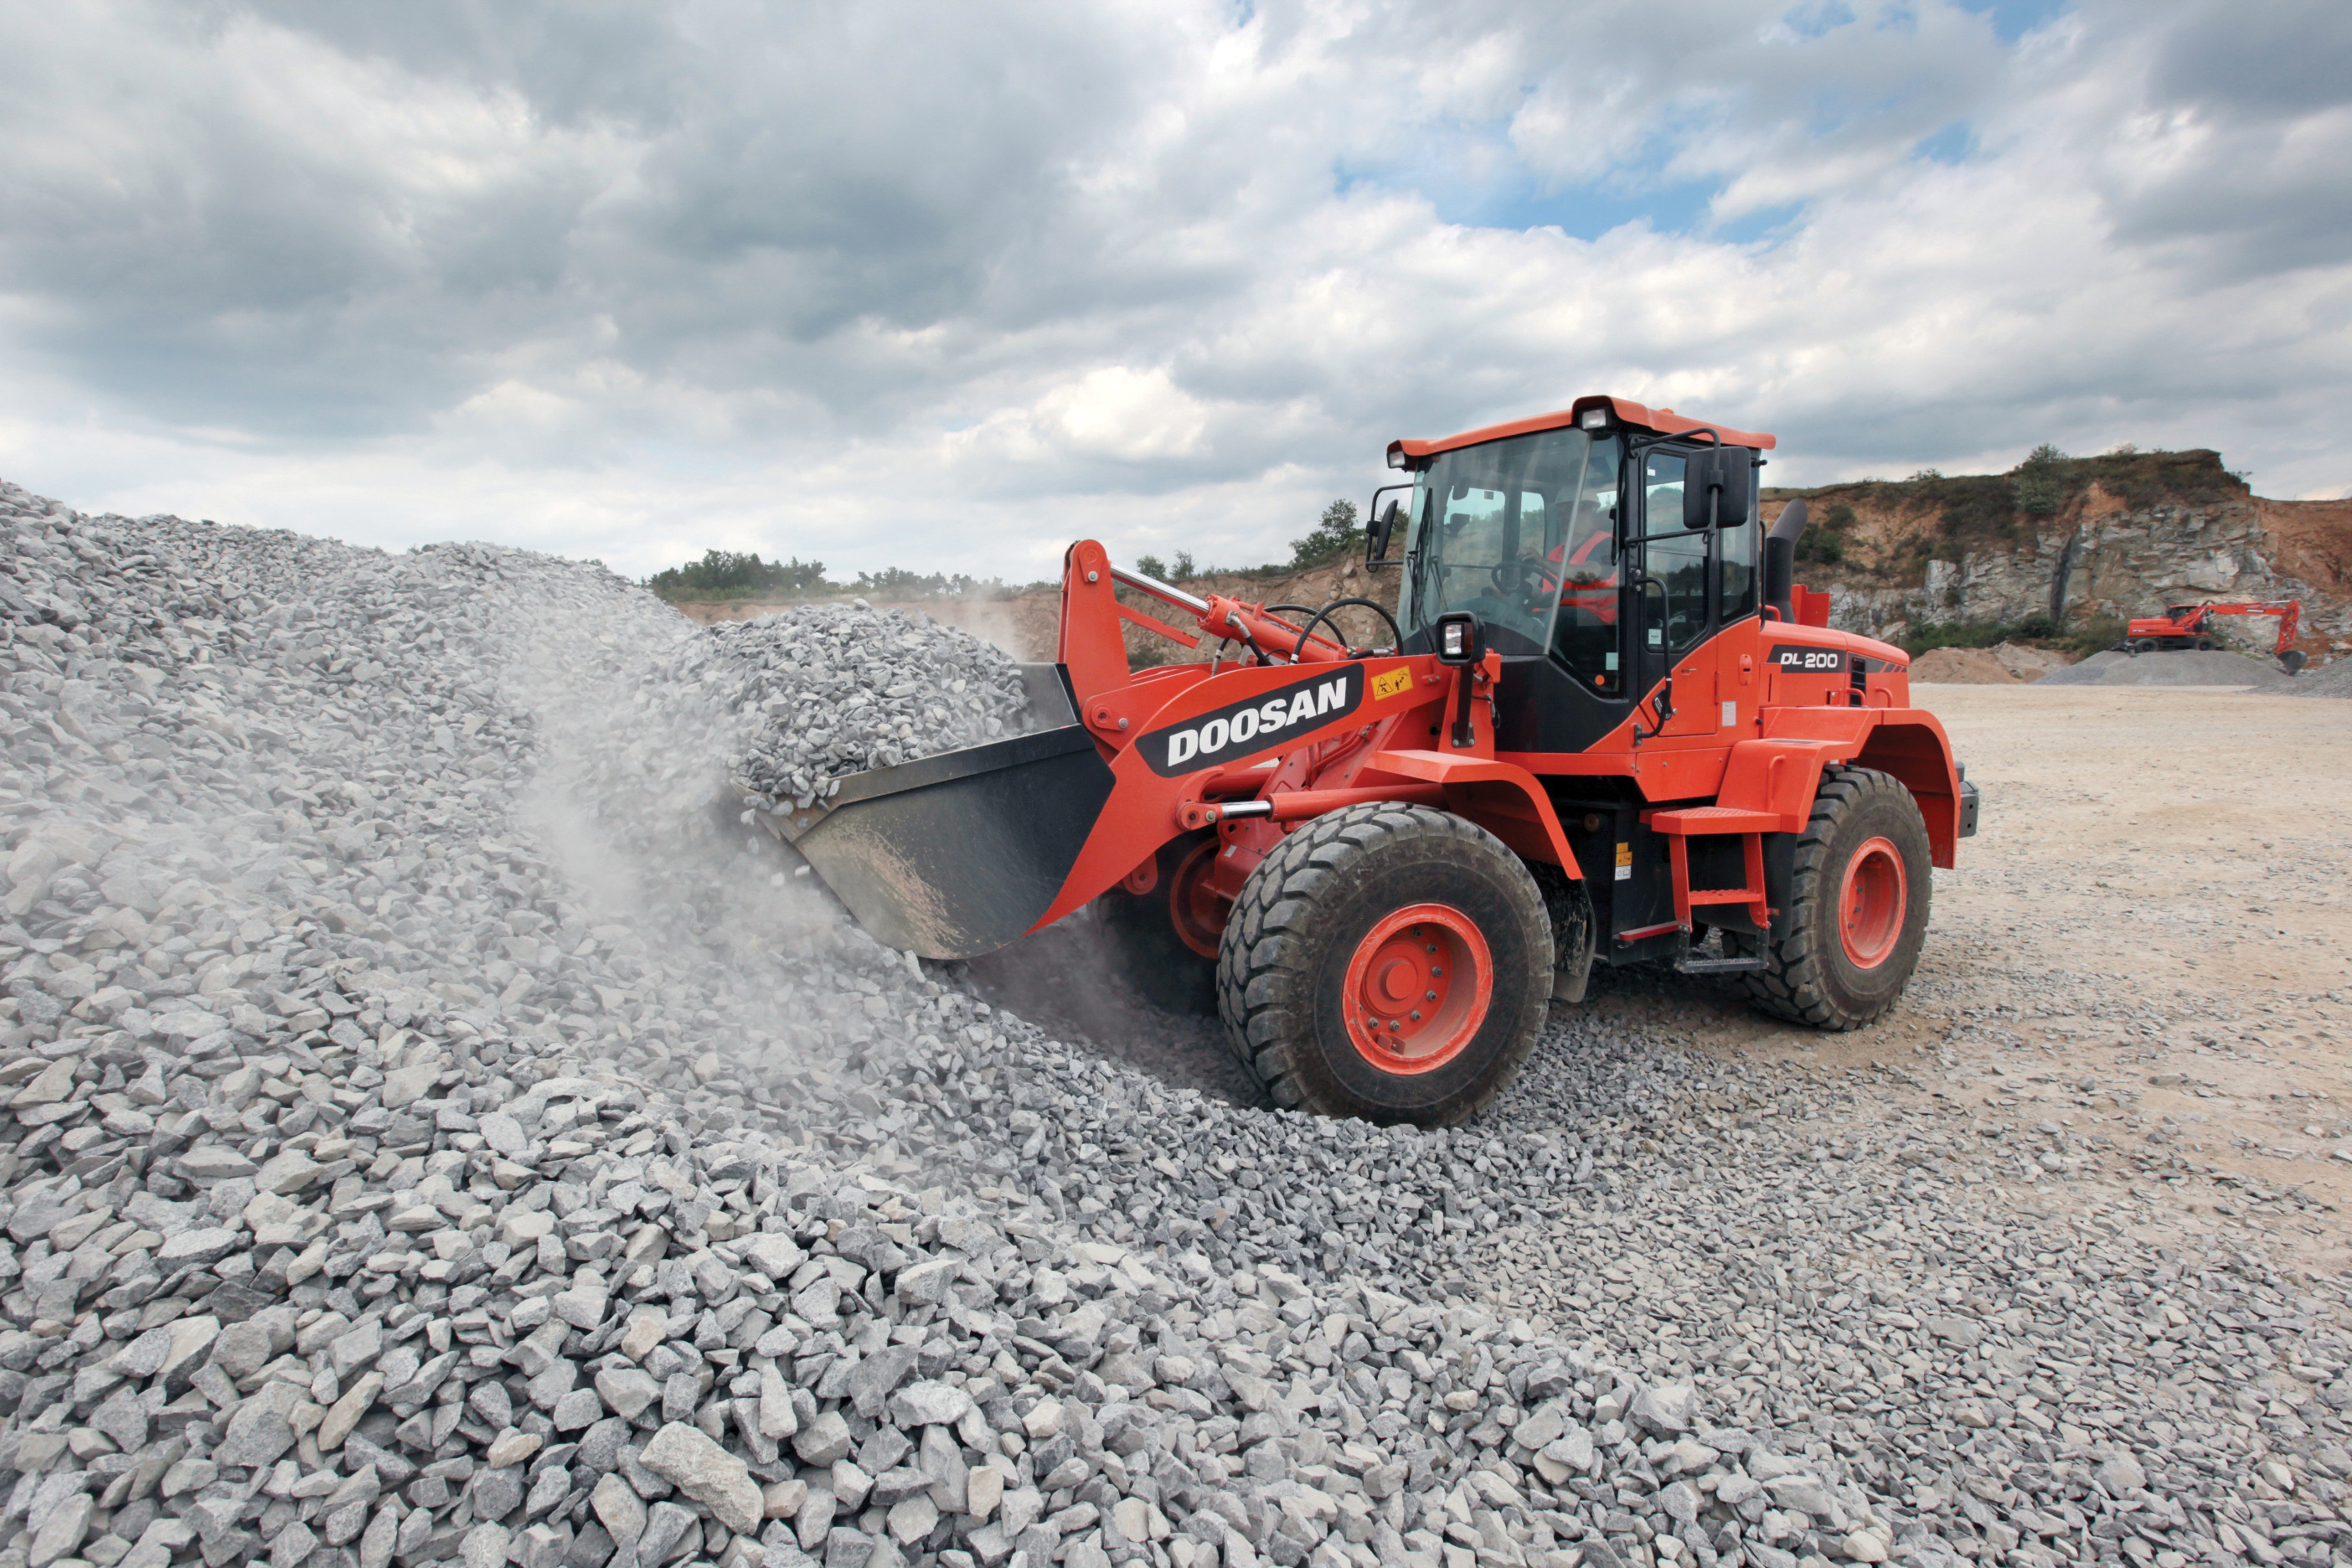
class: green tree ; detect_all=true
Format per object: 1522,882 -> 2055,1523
2012,444 -> 2068,516
851,567 -> 1007,599
1133,554 -> 1168,581
1797,503 -> 1854,565
1288,499 -> 1362,569
646,550 -> 832,601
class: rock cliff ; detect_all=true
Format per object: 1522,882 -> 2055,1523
1764,450 -> 2352,658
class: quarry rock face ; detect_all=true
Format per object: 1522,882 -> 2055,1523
1826,498 -> 2347,649
1766,456 -> 2351,655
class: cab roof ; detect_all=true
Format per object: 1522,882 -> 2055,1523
1388,395 -> 1777,467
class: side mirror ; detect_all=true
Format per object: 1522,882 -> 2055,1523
1365,484 -> 1411,567
1683,446 -> 1756,530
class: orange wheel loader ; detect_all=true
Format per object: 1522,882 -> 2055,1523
747,396 -> 1980,1125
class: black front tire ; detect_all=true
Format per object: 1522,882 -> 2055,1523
1745,766 -> 1931,1030
1217,804 -> 1551,1125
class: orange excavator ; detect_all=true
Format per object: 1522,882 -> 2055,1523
2117,601 -> 2307,674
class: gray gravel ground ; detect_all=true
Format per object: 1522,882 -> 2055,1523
0,478 -> 2345,1568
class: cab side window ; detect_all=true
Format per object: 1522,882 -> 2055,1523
1720,501 -> 1757,622
1641,453 -> 1709,654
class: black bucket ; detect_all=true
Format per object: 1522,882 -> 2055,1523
760,666 -> 1117,959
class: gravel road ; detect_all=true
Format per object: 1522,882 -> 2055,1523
0,483 -> 2345,1568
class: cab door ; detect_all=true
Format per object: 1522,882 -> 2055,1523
1632,449 -> 1718,738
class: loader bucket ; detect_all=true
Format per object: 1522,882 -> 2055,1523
756,666 -> 1117,960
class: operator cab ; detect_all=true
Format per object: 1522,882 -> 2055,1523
1380,398 -> 1763,757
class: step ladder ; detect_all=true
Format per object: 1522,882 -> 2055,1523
1642,806 -> 1778,959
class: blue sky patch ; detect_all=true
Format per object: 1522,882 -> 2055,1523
1914,122 -> 1975,163
1954,0 -> 2068,44
1782,1 -> 1859,39
1472,178 -> 1721,242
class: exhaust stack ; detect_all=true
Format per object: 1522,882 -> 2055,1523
1763,498 -> 1808,623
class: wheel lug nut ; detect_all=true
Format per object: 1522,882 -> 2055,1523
1410,1010 -> 1422,1022
1426,991 -> 1437,1001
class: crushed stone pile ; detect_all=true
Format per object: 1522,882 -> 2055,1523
2035,649 -> 2298,689
2290,657 -> 2352,699
0,474 -> 2347,1568
673,607 -> 1034,811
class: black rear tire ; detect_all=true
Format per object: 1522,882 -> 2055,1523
1217,804 -> 1551,1125
1745,766 -> 1931,1030
1100,838 -> 1218,1014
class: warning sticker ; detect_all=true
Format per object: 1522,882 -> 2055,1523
1370,666 -> 1414,701
1614,842 -> 1632,882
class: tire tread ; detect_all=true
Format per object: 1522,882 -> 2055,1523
1743,765 -> 1927,1030
1217,803 -> 1549,1123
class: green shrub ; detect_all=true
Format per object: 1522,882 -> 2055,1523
1797,503 -> 1854,565
2062,614 -> 2123,659
1901,620 -> 2013,656
1289,500 -> 1362,568
2012,444 -> 2068,515
2074,447 -> 2243,508
1901,611 -> 2104,659
1797,529 -> 1844,565
1926,472 -> 2022,537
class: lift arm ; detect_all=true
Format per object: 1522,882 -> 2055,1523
2194,601 -> 2302,658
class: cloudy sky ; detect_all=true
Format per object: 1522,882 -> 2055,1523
2,0 -> 2347,584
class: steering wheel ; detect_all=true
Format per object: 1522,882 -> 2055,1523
1491,557 -> 1545,605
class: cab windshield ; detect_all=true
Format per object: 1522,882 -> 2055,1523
1399,428 -> 1622,672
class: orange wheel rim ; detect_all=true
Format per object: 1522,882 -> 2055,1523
1839,836 -> 1906,968
1168,838 -> 1229,959
1342,904 -> 1492,1075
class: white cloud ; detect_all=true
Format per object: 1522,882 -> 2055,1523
1,0 -> 2349,579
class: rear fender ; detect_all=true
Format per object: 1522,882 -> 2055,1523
1714,740 -> 1852,831
1854,717 -> 1962,868
1720,714 -> 1961,867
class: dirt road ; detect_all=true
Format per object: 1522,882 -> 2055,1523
1595,683 -> 2352,1278
1901,686 -> 2352,1261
